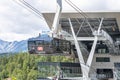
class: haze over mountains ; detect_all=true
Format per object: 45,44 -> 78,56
0,39 -> 27,54
0,34 -> 49,54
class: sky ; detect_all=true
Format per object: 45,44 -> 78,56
0,0 -> 120,41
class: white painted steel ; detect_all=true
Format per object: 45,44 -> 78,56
86,18 -> 104,69
51,0 -> 62,34
68,18 -> 91,80
66,37 -> 106,41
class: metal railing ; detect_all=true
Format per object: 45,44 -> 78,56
113,68 -> 120,80
96,74 -> 113,79
93,30 -> 120,54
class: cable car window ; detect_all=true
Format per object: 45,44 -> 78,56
44,41 -> 50,45
51,40 -> 54,46
56,40 -> 59,47
28,41 -> 36,50
28,41 -> 35,45
59,40 -> 63,48
36,40 -> 43,45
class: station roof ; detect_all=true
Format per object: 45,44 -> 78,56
42,12 -> 120,40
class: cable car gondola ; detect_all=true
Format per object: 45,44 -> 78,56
28,34 -> 71,55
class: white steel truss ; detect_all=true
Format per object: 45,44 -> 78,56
68,19 -> 85,78
47,0 -> 117,79
68,18 -> 104,80
47,0 -> 118,79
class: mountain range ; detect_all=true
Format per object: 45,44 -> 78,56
0,39 -> 27,54
0,34 -> 50,54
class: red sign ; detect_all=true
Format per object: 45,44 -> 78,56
37,46 -> 43,51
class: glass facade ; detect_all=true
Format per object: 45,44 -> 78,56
96,57 -> 110,62
96,69 -> 113,79
95,43 -> 109,54
37,62 -> 82,79
114,63 -> 120,79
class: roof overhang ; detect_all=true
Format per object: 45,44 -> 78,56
42,11 -> 120,31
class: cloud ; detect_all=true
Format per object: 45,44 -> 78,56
0,0 -> 120,41
0,32 -> 40,42
29,0 -> 107,12
106,0 -> 120,11
62,0 -> 108,11
0,0 -> 49,41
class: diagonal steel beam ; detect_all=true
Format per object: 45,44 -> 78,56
86,18 -> 104,72
51,0 -> 62,34
68,18 -> 91,79
76,19 -> 85,36
68,18 -> 85,64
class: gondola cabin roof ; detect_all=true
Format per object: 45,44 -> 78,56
28,34 -> 53,42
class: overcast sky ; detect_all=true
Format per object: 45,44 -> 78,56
0,0 -> 120,41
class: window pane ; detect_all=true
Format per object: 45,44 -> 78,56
36,41 -> 43,45
96,57 -> 110,62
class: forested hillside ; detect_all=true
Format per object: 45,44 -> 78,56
0,53 -> 74,80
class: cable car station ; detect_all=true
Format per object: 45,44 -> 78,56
41,0 -> 120,80
17,0 -> 120,80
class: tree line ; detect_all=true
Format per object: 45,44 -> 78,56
0,53 -> 74,80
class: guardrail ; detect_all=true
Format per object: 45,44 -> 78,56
96,74 -> 113,79
93,30 -> 120,54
